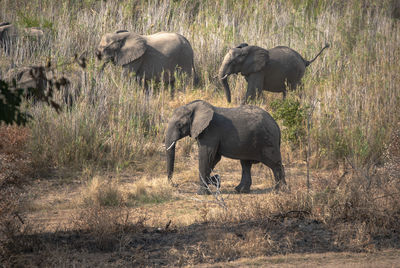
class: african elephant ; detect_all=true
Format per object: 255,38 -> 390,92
219,43 -> 329,103
4,66 -> 82,106
165,100 -> 285,194
0,22 -> 44,54
96,30 -> 197,90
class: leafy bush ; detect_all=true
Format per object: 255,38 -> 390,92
0,80 -> 31,125
270,97 -> 308,147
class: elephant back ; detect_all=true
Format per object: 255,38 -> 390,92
144,32 -> 194,76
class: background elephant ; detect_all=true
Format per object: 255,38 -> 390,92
96,30 -> 197,89
0,22 -> 17,52
0,22 -> 44,53
219,43 -> 329,103
165,100 -> 285,194
4,66 -> 82,106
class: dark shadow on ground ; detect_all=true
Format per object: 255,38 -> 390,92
5,216 -> 400,267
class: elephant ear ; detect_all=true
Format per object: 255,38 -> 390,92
190,101 -> 214,139
115,33 -> 147,66
240,46 -> 269,76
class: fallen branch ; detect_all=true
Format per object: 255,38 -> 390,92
195,174 -> 227,210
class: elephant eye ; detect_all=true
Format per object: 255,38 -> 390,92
176,122 -> 183,129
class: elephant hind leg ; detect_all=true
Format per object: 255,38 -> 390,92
272,163 -> 286,190
261,158 -> 286,190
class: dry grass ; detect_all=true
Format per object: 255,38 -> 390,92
79,175 -> 177,208
1,0 -> 400,266
1,165 -> 400,266
0,0 -> 398,170
126,176 -> 177,205
81,176 -> 124,207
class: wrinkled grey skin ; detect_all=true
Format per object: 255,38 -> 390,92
96,31 -> 197,89
165,100 -> 285,194
0,22 -> 44,53
219,43 -> 329,103
4,66 -> 82,106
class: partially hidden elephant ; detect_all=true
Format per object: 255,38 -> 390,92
165,100 -> 285,194
218,43 -> 329,103
4,66 -> 83,106
96,30 -> 197,89
0,22 -> 44,53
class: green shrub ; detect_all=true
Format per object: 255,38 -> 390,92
271,97 -> 308,147
0,80 -> 31,126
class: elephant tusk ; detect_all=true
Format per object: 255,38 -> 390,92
220,74 -> 228,80
166,141 -> 176,151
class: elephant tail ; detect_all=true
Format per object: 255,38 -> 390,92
305,43 -> 330,67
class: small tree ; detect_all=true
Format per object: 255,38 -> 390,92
271,97 -> 308,147
0,79 -> 32,125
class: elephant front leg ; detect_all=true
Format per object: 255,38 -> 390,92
197,145 -> 220,195
235,160 -> 252,193
243,73 -> 264,104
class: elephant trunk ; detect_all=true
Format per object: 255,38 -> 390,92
165,125 -> 179,181
219,64 -> 231,103
166,142 -> 176,181
220,77 -> 231,103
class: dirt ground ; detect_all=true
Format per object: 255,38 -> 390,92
5,162 -> 398,267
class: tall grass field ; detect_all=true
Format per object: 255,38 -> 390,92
0,0 -> 397,170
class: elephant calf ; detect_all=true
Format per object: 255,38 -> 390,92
219,43 -> 329,103
165,100 -> 285,194
96,30 -> 196,90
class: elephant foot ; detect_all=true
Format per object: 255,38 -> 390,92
274,181 -> 287,192
209,174 -> 221,189
197,187 -> 211,195
235,185 -> 250,194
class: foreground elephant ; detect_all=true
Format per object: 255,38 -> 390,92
219,43 -> 329,103
96,30 -> 196,89
165,100 -> 285,194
